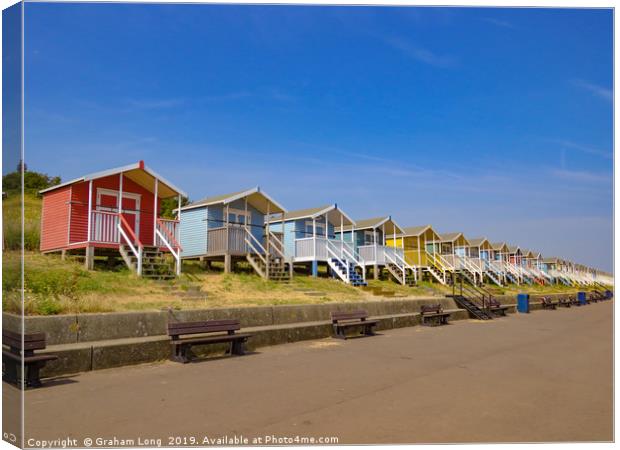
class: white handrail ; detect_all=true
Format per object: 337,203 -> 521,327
342,241 -> 364,267
384,247 -> 407,284
244,228 -> 268,266
268,230 -> 288,261
118,225 -> 142,276
504,261 -> 523,280
156,229 -> 181,275
326,240 -> 350,283
426,250 -> 452,272
340,241 -> 366,281
458,255 -> 482,276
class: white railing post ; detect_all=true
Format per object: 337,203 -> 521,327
87,180 -> 93,242
312,218 -> 316,261
137,246 -> 142,276
153,178 -> 158,246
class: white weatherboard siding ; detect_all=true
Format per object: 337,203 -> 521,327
269,221 -> 296,258
180,207 -> 207,257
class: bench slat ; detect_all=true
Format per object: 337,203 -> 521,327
331,310 -> 369,322
2,331 -> 46,342
3,331 -> 47,351
420,304 -> 444,315
168,319 -> 240,329
171,333 -> 253,346
2,351 -> 58,363
168,320 -> 241,336
336,319 -> 379,327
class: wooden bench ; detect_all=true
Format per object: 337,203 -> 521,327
331,310 -> 378,339
167,320 -> 252,364
590,290 -> 610,302
2,331 -> 58,388
588,292 -> 601,303
568,295 -> 581,306
487,298 -> 510,316
419,304 -> 451,326
558,297 -> 572,308
541,297 -> 558,310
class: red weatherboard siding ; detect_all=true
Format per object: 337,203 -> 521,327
69,182 -> 89,243
64,175 -> 160,247
40,186 -> 71,251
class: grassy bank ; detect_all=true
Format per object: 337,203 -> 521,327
2,192 -> 42,251
4,251 -> 448,315
3,251 -> 609,316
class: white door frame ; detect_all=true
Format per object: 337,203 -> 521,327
96,188 -> 141,237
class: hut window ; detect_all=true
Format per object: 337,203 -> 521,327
304,221 -> 324,237
228,209 -> 250,227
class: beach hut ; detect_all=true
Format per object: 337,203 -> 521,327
463,237 -> 504,286
39,161 -> 186,278
541,257 -> 566,286
387,225 -> 446,284
564,260 -> 586,286
336,216 -> 415,285
178,187 -> 290,281
523,249 -> 549,284
507,245 -> 533,284
488,242 -> 511,284
490,242 -> 509,263
437,233 -> 479,285
268,205 -> 366,286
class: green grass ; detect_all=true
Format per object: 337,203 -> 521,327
2,251 -> 608,316
2,192 -> 42,251
3,251 -> 165,315
1,193 -> 609,315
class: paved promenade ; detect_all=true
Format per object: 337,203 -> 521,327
8,301 -> 613,445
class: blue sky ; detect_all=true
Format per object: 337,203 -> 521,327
16,4 -> 613,270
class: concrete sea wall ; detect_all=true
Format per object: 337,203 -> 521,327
1,293 -> 573,377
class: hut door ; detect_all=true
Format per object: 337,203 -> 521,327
96,189 -> 141,242
121,197 -> 139,242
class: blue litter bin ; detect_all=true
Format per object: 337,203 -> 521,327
577,291 -> 587,305
605,290 -> 613,299
517,293 -> 530,313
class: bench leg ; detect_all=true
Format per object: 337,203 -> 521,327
171,344 -> 191,364
361,325 -> 376,336
231,340 -> 246,356
26,362 -> 44,388
332,326 -> 347,340
3,358 -> 19,386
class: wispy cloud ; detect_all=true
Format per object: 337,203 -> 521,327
548,138 -> 612,160
550,168 -> 611,183
481,17 -> 516,29
200,92 -> 253,102
571,79 -> 613,102
384,36 -> 457,68
125,98 -> 186,110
